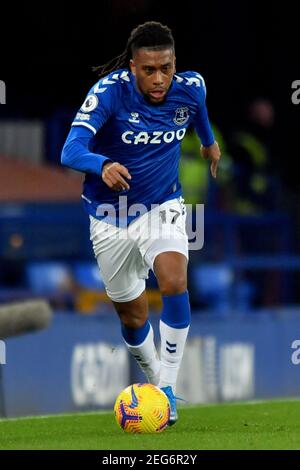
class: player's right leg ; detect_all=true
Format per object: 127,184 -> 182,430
89,216 -> 160,385
112,292 -> 160,386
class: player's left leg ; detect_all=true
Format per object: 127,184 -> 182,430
138,196 -> 190,423
154,251 -> 190,394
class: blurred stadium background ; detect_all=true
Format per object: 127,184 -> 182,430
0,0 -> 300,418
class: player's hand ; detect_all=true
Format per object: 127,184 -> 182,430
102,162 -> 132,191
200,141 -> 221,178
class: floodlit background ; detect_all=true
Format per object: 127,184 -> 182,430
0,0 -> 300,417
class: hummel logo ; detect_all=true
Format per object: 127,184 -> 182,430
166,341 -> 177,354
129,112 -> 140,123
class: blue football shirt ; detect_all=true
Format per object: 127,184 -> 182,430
62,69 -> 214,226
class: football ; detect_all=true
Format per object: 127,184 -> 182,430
114,383 -> 170,433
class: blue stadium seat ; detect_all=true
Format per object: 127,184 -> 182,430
234,280 -> 255,311
25,261 -> 72,294
72,262 -> 105,290
191,263 -> 233,313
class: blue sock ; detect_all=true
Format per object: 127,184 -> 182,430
161,291 -> 191,329
121,319 -> 151,346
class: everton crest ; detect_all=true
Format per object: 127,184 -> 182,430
173,107 -> 189,126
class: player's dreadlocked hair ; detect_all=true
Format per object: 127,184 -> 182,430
93,21 -> 175,78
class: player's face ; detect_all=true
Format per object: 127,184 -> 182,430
130,48 -> 176,104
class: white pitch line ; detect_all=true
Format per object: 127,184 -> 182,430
179,397 -> 300,409
0,409 -> 112,423
1,397 -> 299,422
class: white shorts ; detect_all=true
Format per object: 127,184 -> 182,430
89,197 -> 189,302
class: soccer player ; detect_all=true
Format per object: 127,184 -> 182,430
61,21 -> 220,425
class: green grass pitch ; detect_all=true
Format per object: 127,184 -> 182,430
0,399 -> 299,450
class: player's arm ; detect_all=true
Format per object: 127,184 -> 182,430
101,161 -> 131,191
61,82 -> 131,191
192,78 -> 221,178
61,125 -> 110,175
200,139 -> 221,179
61,127 -> 131,191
